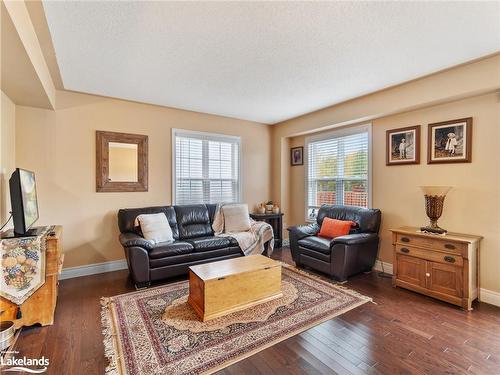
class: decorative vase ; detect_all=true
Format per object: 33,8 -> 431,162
420,186 -> 452,234
272,206 -> 280,214
256,205 -> 265,214
265,204 -> 273,212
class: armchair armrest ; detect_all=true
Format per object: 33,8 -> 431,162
332,233 -> 378,246
287,223 -> 320,240
287,223 -> 320,263
119,232 -> 154,251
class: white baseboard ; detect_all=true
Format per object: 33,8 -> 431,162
480,288 -> 500,307
60,259 -> 128,280
373,260 -> 393,275
371,260 -> 500,307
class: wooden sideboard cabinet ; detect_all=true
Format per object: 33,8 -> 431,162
390,226 -> 482,310
0,226 -> 64,327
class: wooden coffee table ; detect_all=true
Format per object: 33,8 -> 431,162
188,255 -> 282,321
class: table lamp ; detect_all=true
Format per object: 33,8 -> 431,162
420,186 -> 452,234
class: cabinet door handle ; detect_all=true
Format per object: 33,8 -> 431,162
401,237 -> 410,243
400,248 -> 410,254
444,244 -> 456,250
444,256 -> 456,263
426,273 -> 431,277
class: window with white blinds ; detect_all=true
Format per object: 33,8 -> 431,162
173,129 -> 241,205
305,125 -> 370,220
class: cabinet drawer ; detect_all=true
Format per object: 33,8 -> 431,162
396,245 -> 463,267
396,234 -> 465,255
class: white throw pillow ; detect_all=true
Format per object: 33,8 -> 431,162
136,213 -> 173,244
222,204 -> 251,233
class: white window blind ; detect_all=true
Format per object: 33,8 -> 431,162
173,130 -> 241,205
306,125 -> 370,219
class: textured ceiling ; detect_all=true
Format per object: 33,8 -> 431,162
43,1 -> 500,124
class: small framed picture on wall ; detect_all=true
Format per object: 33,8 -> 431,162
290,146 -> 303,166
428,117 -> 472,164
386,125 -> 420,165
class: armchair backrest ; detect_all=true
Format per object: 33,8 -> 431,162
316,205 -> 381,234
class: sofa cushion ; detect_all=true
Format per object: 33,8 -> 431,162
149,246 -> 242,268
318,218 -> 354,239
149,241 -> 194,259
299,246 -> 330,262
188,236 -> 233,252
222,204 -> 251,232
316,205 -> 381,234
136,213 -> 173,244
118,206 -> 179,239
175,205 -> 214,239
298,236 -> 332,254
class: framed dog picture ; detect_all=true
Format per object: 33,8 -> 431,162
290,146 -> 303,166
386,125 -> 420,165
428,117 -> 472,164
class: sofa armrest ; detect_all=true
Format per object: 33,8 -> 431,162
332,233 -> 378,246
287,223 -> 320,240
119,232 -> 153,251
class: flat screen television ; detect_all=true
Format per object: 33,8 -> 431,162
9,168 -> 39,235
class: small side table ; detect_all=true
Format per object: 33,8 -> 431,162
250,213 -> 284,248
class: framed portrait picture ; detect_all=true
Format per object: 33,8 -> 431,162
290,146 -> 303,166
386,125 -> 420,165
428,117 -> 472,164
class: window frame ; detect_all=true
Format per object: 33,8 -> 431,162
172,128 -> 242,205
304,123 -> 372,221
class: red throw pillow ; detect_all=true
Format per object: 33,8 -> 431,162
318,218 -> 354,239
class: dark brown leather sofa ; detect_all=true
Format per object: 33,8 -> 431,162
288,205 -> 381,282
118,204 -> 246,288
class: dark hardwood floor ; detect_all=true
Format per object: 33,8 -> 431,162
13,247 -> 500,374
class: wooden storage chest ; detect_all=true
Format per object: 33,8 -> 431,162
188,255 -> 282,321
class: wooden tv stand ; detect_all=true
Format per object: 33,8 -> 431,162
0,226 -> 64,328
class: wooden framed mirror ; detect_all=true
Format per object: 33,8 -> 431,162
96,131 -> 148,192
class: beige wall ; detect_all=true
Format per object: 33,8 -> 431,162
16,90 -> 271,268
1,91 -> 16,225
285,93 -> 500,293
271,54 -> 500,222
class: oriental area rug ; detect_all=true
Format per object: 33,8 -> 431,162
101,265 -> 371,375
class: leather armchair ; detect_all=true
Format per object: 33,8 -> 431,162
287,205 -> 381,282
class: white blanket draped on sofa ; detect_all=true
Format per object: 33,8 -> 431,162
212,205 -> 274,256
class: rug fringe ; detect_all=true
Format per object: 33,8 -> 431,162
101,297 -> 121,375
